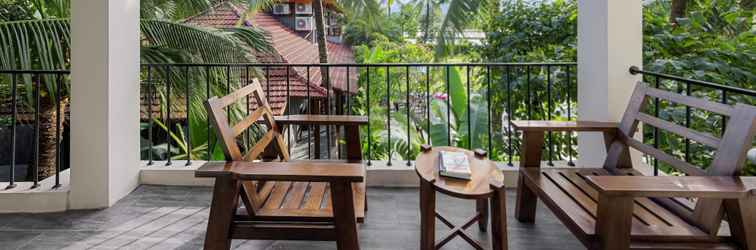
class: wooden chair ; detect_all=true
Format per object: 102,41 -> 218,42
513,82 -> 756,250
196,78 -> 368,250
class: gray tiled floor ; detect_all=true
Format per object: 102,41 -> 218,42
0,185 -> 583,250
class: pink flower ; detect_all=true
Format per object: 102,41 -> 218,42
433,93 -> 448,100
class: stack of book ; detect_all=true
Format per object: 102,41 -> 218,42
438,151 -> 471,180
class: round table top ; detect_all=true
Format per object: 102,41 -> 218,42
415,146 -> 504,199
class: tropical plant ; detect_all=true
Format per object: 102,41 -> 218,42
140,0 -> 212,20
415,0 -> 487,59
0,0 -> 272,179
351,40 -> 500,162
479,0 -> 754,173
642,0 -> 755,175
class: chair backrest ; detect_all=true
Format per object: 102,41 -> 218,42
205,78 -> 294,214
604,82 -> 756,234
205,78 -> 290,162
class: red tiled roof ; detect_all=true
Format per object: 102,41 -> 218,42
183,2 -> 331,115
184,1 -> 358,96
253,12 -> 358,93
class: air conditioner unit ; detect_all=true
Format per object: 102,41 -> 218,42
294,16 -> 313,31
272,4 -> 290,15
328,27 -> 342,36
294,3 -> 312,14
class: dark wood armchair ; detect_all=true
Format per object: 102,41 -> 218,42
197,78 -> 368,250
513,82 -> 756,250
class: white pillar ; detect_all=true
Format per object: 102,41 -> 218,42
577,0 -> 642,166
69,0 -> 141,209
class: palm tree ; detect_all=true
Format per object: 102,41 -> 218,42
416,0 -> 483,59
0,0 -> 272,180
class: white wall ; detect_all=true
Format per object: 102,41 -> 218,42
577,0 -> 643,166
69,0 -> 141,209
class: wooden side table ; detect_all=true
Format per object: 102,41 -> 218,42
415,145 -> 507,250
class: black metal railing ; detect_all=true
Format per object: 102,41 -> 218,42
138,63 -> 579,167
3,64 -> 752,191
0,69 -> 70,190
629,66 -> 756,176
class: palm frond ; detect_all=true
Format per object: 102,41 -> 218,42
141,0 -> 212,20
221,26 -> 273,53
243,0 -> 277,14
140,19 -> 261,63
434,0 -> 481,59
30,0 -> 70,18
0,18 -> 69,70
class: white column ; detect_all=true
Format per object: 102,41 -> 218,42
69,0 -> 141,209
577,0 -> 642,166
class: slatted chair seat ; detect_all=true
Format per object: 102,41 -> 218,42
521,168 -> 730,243
238,181 -> 366,222
513,82 -> 756,250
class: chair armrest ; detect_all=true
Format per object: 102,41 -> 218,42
196,161 -> 365,183
585,176 -> 755,199
272,115 -> 368,126
511,120 -> 618,132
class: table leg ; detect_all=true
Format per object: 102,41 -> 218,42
204,176 -> 240,250
477,199 -> 488,232
490,187 -> 508,250
420,180 -> 436,250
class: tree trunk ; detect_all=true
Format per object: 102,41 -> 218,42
312,0 -> 330,85
26,97 -> 67,181
670,0 -> 689,24
312,0 -> 339,156
422,1 -> 432,42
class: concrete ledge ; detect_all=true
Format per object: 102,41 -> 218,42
140,161 -> 214,186
0,169 -> 70,213
138,160 -> 525,188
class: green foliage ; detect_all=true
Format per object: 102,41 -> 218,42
643,0 -> 754,89
480,0 -> 754,173
0,1 -> 274,162
395,4 -> 420,39
141,0 -> 211,20
0,0 -> 36,21
642,0 -> 755,175
482,0 -> 577,62
352,40 -> 515,161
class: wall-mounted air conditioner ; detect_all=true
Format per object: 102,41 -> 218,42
294,16 -> 313,31
272,4 -> 290,15
294,3 -> 312,14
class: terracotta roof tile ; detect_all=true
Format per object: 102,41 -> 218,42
185,2 -> 358,95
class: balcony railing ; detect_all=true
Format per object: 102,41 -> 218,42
137,63 -> 579,167
2,64 -> 754,190
0,69 -> 70,189
630,66 -> 756,175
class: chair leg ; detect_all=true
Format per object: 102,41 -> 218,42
331,181 -> 360,250
515,175 -> 537,223
595,195 -> 632,250
477,198 -> 489,232
490,187 -> 508,250
420,179 -> 436,250
725,197 -> 756,250
204,176 -> 240,250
